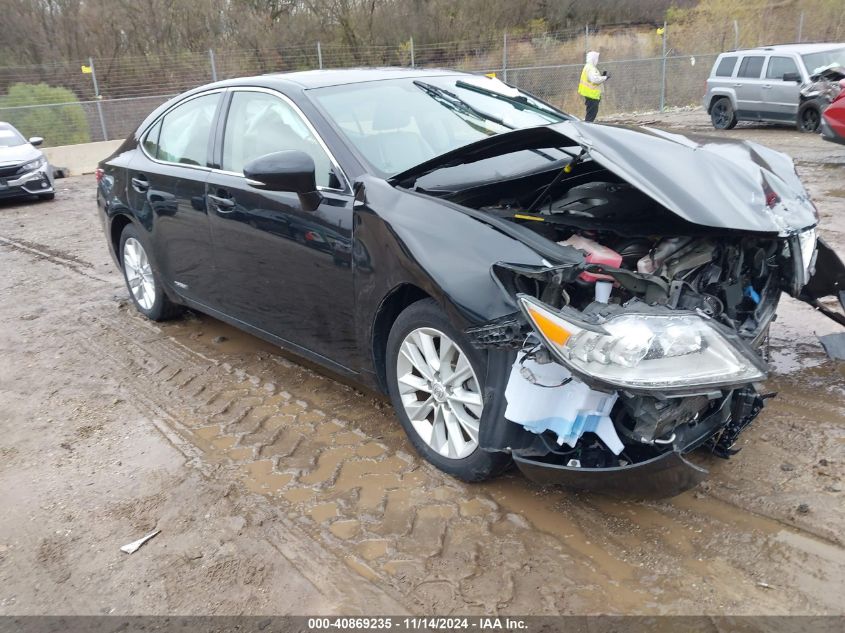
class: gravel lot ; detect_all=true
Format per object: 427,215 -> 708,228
1,109 -> 843,615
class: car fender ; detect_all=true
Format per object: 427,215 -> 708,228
706,88 -> 737,112
351,176 -> 548,375
800,237 -> 845,326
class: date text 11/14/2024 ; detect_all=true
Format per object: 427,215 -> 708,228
306,617 -> 528,630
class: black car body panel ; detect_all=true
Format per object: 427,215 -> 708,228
801,237 -> 845,325
96,68 -> 844,496
514,450 -> 709,498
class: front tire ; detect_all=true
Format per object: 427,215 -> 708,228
710,97 -> 738,130
39,192 -> 55,201
797,99 -> 822,133
385,299 -> 511,482
119,224 -> 179,321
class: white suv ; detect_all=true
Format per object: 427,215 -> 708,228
703,43 -> 845,132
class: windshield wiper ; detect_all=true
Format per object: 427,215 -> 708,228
413,80 -> 515,130
454,80 -> 567,122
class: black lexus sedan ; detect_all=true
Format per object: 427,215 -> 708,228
97,68 -> 845,497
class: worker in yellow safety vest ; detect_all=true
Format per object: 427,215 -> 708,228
578,51 -> 609,122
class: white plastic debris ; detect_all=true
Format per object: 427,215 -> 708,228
120,529 -> 160,554
504,353 -> 624,455
594,280 -> 613,304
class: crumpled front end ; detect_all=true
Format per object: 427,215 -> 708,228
468,252 -> 779,498
397,117 -> 845,496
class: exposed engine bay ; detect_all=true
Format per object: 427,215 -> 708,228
393,120 -> 845,496
456,166 -> 781,482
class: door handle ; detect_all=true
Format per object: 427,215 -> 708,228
762,84 -> 772,89
131,175 -> 149,193
208,193 -> 235,213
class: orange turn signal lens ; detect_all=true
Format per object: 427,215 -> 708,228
527,306 -> 571,346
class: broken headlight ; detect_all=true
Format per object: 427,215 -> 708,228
518,296 -> 767,391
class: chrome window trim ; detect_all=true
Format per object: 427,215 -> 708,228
215,86 -> 351,194
138,88 -> 225,172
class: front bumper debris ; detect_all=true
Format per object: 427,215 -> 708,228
511,392 -> 755,498
514,450 -> 708,498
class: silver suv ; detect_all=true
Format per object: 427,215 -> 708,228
704,43 -> 845,132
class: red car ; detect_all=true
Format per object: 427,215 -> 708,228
821,82 -> 845,145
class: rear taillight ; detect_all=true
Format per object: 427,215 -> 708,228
765,191 -> 780,207
95,168 -> 104,183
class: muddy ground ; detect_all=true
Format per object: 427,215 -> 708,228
0,109 -> 843,616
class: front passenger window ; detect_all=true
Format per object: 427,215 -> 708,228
154,93 -> 219,166
222,91 -> 337,189
766,56 -> 799,80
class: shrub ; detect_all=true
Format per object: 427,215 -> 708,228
0,83 -> 90,146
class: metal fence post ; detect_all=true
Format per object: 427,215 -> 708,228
209,49 -> 218,81
733,20 -> 739,49
659,22 -> 667,112
585,25 -> 589,55
317,41 -> 323,69
797,11 -> 804,43
88,56 -> 108,141
410,36 -> 415,68
502,31 -> 508,82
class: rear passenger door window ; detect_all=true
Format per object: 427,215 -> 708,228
150,93 -> 219,166
766,56 -> 799,80
221,90 -> 339,189
738,56 -> 765,79
715,56 -> 737,77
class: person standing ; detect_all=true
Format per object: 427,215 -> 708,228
578,51 -> 609,122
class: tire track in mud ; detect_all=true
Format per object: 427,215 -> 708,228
76,301 -> 845,615
0,235 -> 113,284
82,305 -> 581,613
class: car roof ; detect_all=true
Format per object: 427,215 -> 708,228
726,42 -> 845,55
256,67 -> 470,89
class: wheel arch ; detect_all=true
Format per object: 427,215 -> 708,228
707,92 -> 735,113
371,283 -> 432,393
109,213 -> 135,268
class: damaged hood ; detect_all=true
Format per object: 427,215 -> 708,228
391,121 -> 818,235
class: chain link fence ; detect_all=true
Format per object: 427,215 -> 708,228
0,24 -> 765,146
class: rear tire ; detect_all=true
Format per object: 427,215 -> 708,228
710,97 -> 737,130
119,224 -> 180,321
797,99 -> 822,133
385,298 -> 511,482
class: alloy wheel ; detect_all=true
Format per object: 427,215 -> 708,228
713,102 -> 730,128
123,237 -> 156,311
395,327 -> 483,460
801,108 -> 820,132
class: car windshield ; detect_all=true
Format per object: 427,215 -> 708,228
309,75 -> 568,176
802,47 -> 845,74
0,124 -> 26,148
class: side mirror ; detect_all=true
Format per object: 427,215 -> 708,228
29,136 -> 43,146
782,72 -> 801,83
244,150 -> 322,212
